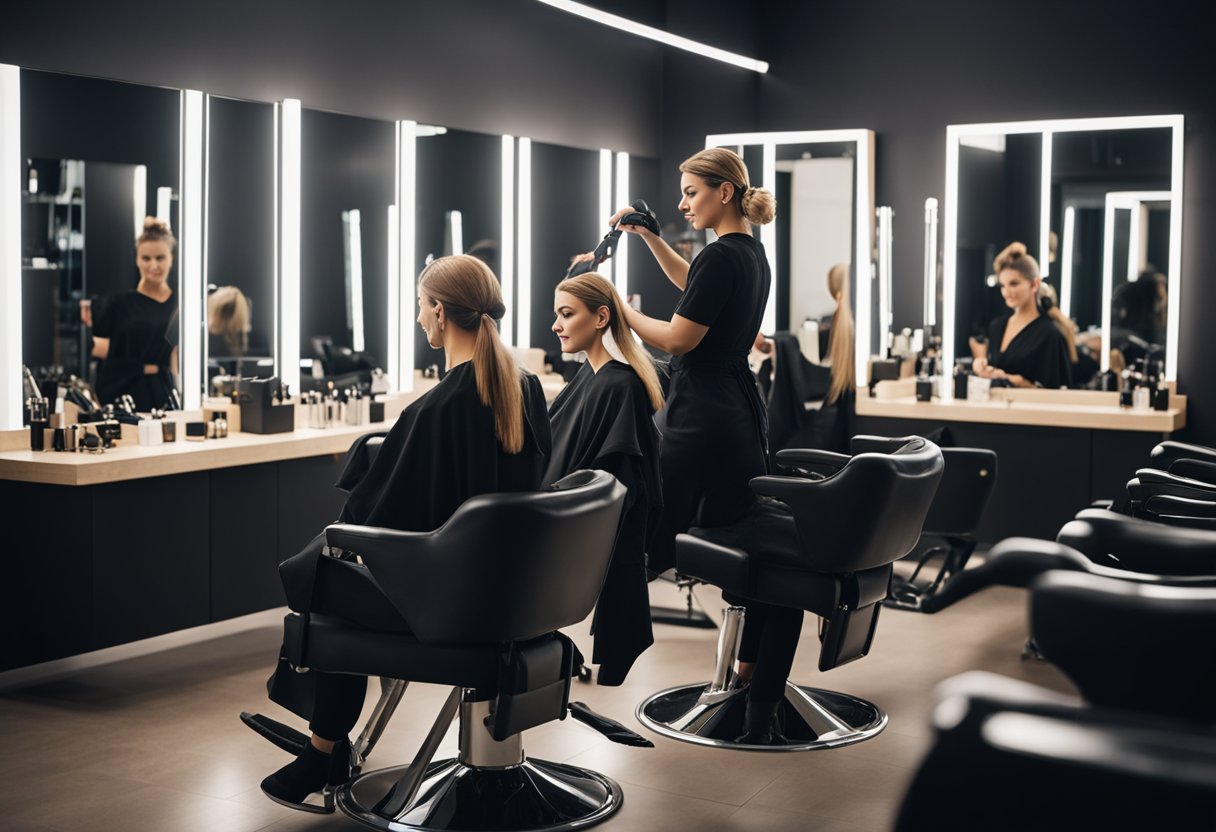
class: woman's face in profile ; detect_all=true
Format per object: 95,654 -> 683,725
678,172 -> 726,232
998,268 -> 1037,311
552,290 -> 602,355
137,240 -> 173,286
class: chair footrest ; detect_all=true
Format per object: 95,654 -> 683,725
636,681 -> 887,752
241,712 -> 309,757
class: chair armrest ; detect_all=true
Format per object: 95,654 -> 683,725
325,522 -> 430,556
1134,468 -> 1216,493
774,448 -> 850,477
750,474 -> 821,502
1168,458 -> 1216,486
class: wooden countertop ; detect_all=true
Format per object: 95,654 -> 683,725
1,369 -> 571,487
855,382 -> 1186,432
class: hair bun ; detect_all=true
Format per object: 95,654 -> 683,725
741,186 -> 776,226
143,216 -> 167,231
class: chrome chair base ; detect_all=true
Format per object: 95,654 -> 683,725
337,757 -> 623,832
637,680 -> 887,752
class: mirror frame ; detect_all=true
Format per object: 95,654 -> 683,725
704,129 -> 876,389
943,114 -> 1184,386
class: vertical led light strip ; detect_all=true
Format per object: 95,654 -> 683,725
1100,198 -> 1116,374
448,209 -> 464,255
760,142 -> 777,333
386,204 -> 399,387
855,132 -> 875,390
923,198 -> 939,328
877,207 -> 894,359
516,137 -> 532,348
1040,132 -> 1053,277
1127,204 -> 1144,284
156,187 -> 173,226
599,149 -> 613,286
278,98 -> 302,394
941,127 -> 960,396
201,95 -> 213,390
344,209 -> 365,352
500,135 -> 516,346
614,151 -> 630,299
396,119 -> 416,392
1060,205 -> 1076,318
1166,116 -> 1184,379
272,105 -> 280,380
180,89 -> 205,410
0,65 -> 22,429
132,166 -> 147,239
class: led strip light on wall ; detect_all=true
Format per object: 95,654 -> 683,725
1100,190 -> 1172,373
760,142 -> 777,334
517,137 -> 532,348
500,135 -> 516,346
1,65 -> 21,429
392,119 -> 417,392
614,151 -> 630,299
278,98 -> 301,394
535,0 -> 768,73
344,209 -> 365,353
180,89 -> 205,410
1060,205 -> 1076,318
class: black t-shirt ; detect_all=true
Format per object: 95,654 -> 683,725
92,290 -> 177,409
674,233 -> 771,363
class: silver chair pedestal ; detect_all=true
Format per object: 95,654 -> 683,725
337,694 -> 623,832
637,680 -> 887,752
636,606 -> 886,751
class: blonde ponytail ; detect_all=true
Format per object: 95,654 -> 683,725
826,263 -> 855,404
418,255 -> 525,453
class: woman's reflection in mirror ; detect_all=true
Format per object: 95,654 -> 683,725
81,217 -> 179,410
1112,269 -> 1168,366
208,285 -> 251,358
971,242 -> 1071,389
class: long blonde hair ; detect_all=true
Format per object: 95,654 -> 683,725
826,263 -> 855,404
679,148 -> 776,225
418,255 -> 524,453
207,285 -> 250,355
1037,281 -> 1078,364
555,272 -> 665,412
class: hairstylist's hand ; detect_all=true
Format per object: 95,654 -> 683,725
569,251 -> 600,267
609,206 -> 656,239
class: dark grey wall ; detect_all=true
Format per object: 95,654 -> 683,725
0,0 -> 665,156
753,0 -> 1216,443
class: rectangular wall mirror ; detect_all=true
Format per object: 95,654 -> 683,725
943,115 -> 1183,387
299,107 -> 395,391
705,130 -> 876,388
204,94 -> 275,392
414,126 -> 504,370
18,68 -> 183,413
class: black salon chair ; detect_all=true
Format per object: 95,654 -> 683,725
270,469 -> 628,831
922,509 -> 1216,614
894,670 -> 1216,831
636,437 -> 943,751
1125,467 -> 1216,529
879,443 -> 997,611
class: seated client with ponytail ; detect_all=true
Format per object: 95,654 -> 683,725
262,254 -> 552,812
546,272 -> 664,685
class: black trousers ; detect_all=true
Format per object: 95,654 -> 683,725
279,534 -> 412,741
733,598 -> 804,702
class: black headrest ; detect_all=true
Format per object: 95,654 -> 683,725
1061,508 -> 1216,576
1031,571 -> 1216,723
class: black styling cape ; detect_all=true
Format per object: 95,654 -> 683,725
765,333 -> 849,460
338,361 -> 551,530
987,313 -> 1073,390
544,360 -> 662,685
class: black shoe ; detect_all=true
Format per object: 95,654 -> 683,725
260,738 -> 351,813
735,698 -> 788,745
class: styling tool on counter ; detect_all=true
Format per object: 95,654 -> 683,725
566,199 -> 660,279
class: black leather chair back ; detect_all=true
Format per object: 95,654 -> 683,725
1031,571 -> 1216,723
1061,508 -> 1216,576
753,436 -> 944,573
1151,440 -> 1216,472
325,470 -> 627,644
895,671 -> 1216,831
922,448 -> 997,537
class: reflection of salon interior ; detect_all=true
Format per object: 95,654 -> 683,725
2,2 -> 1214,829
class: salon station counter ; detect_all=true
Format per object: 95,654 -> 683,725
0,369 -> 567,675
853,381 -> 1188,544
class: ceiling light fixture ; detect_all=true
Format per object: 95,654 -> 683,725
536,0 -> 768,73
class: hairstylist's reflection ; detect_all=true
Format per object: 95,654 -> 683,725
208,285 -> 252,358
81,217 -> 179,410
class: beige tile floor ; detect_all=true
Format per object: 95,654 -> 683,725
0,578 -> 1075,832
